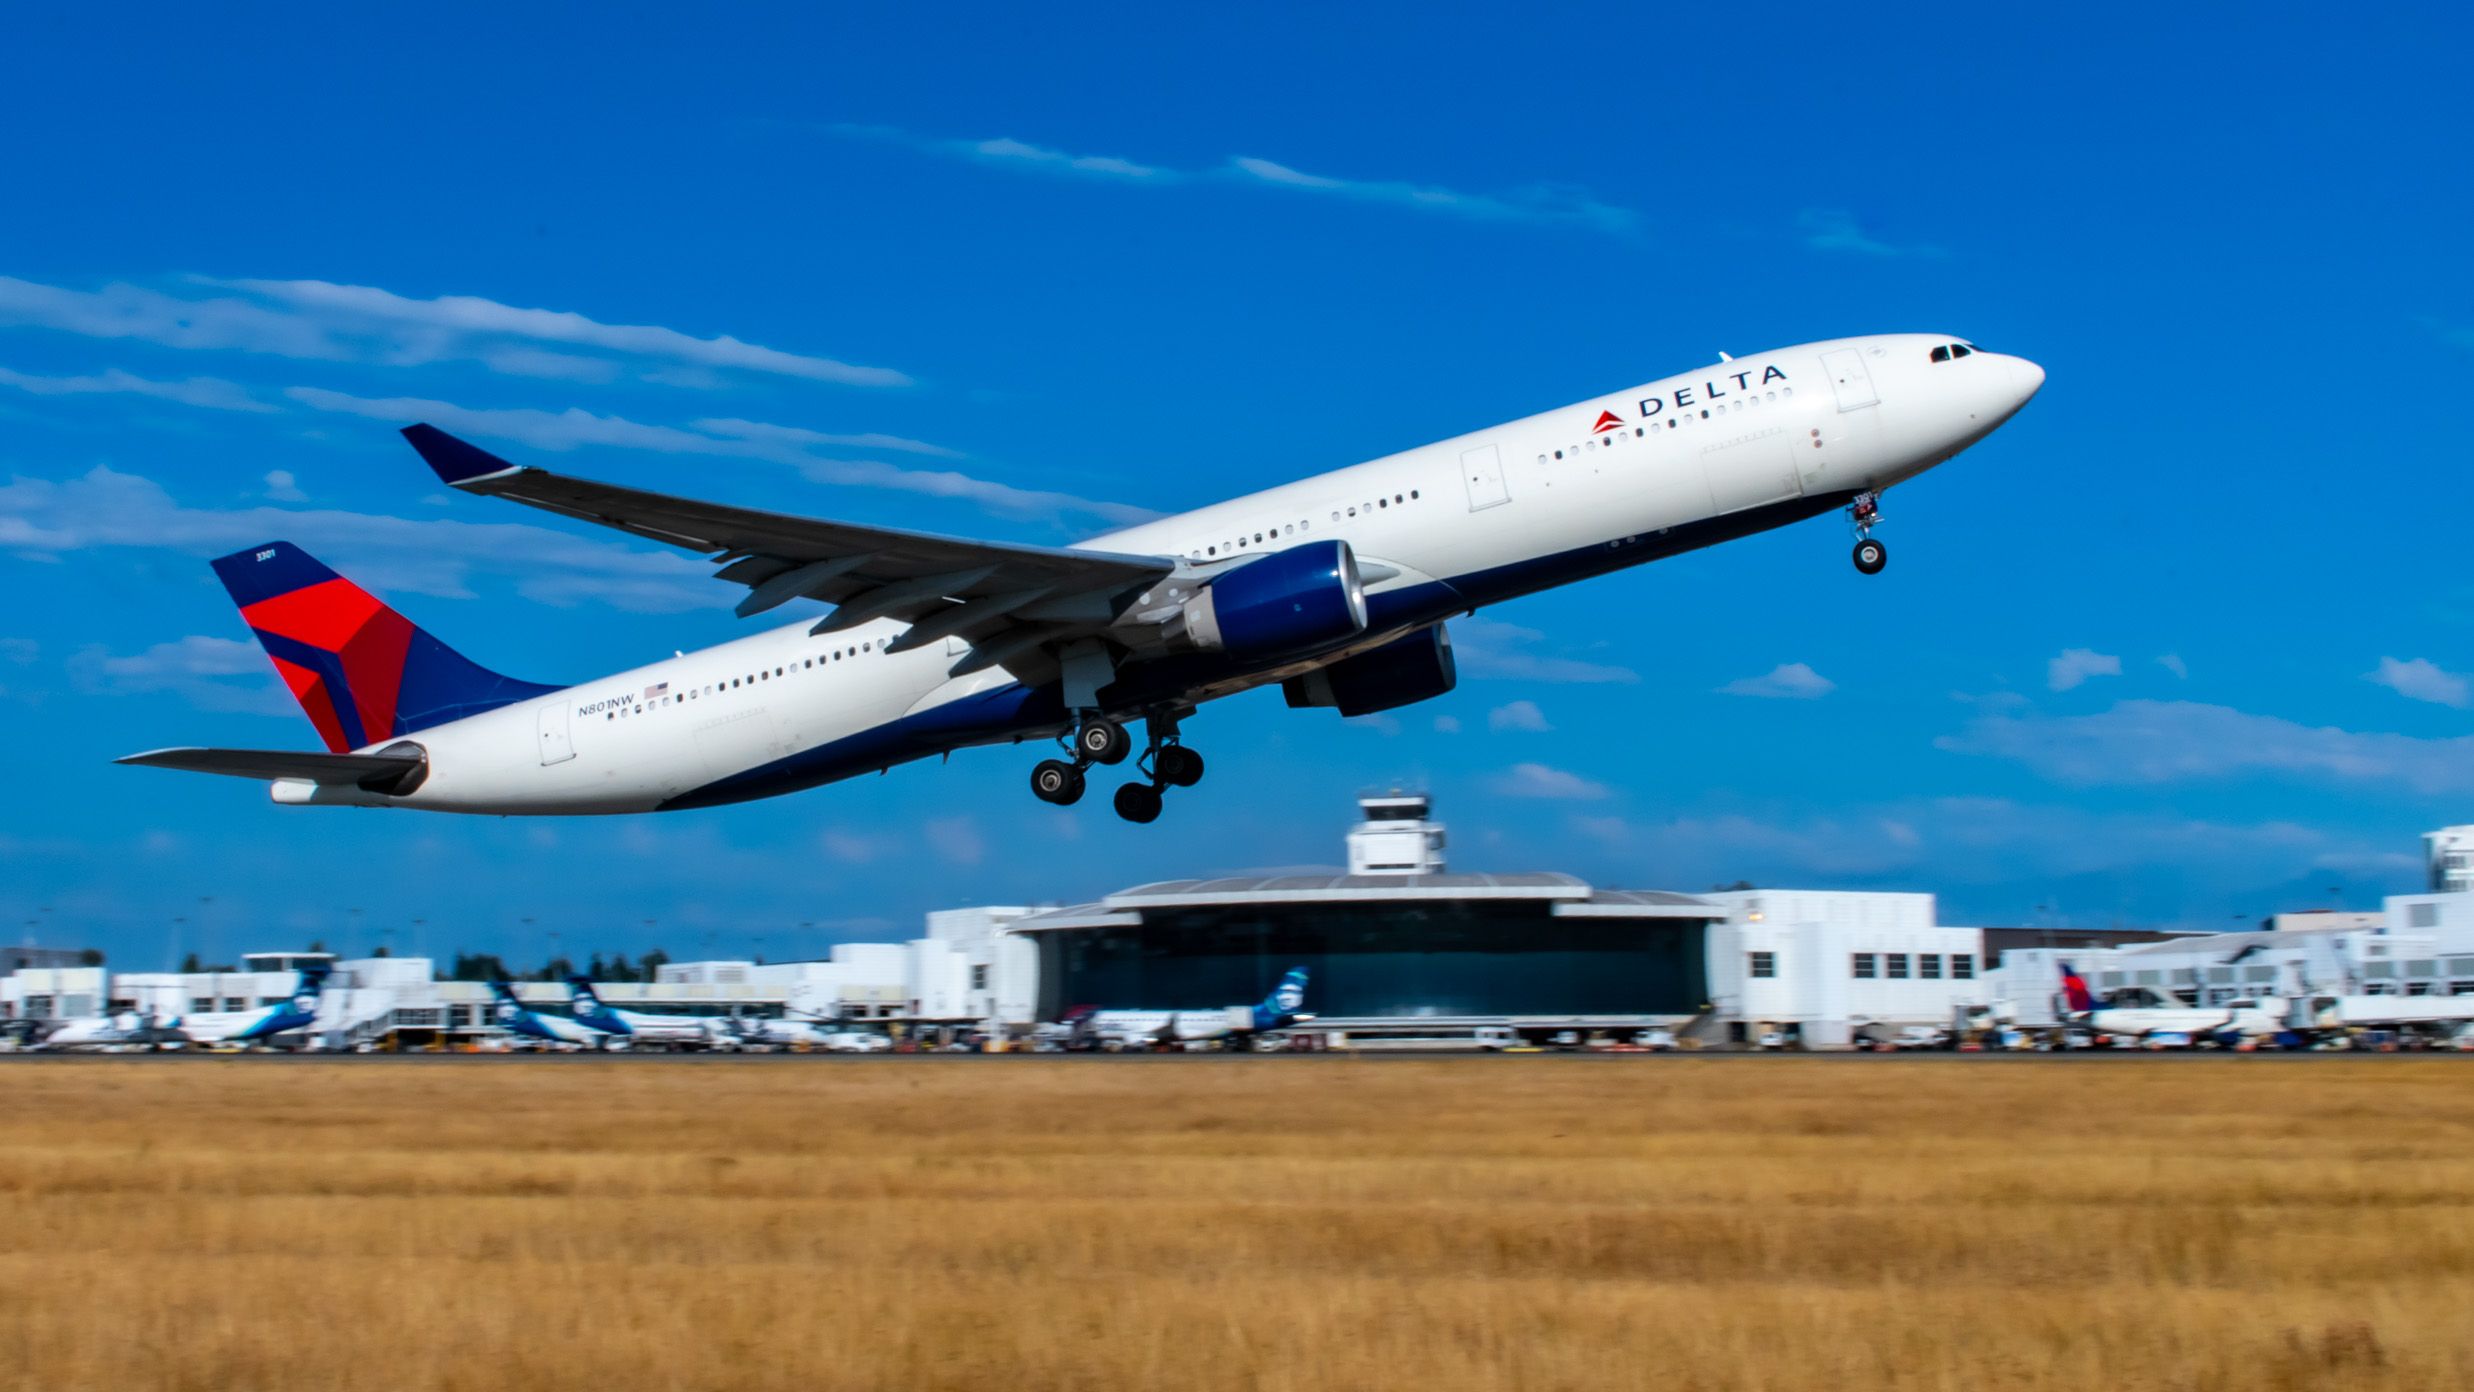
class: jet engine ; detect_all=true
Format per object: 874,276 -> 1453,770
1283,625 -> 1456,717
1170,540 -> 1368,662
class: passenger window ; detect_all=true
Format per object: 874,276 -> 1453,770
1554,450 -> 1563,459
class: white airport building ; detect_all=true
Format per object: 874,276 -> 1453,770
4,802 -> 2468,1049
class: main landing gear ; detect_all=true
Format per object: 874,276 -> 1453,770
1029,714 -> 1205,822
1847,492 -> 1888,575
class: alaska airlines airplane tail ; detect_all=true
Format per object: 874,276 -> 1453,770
564,975 -> 625,1031
211,541 -> 560,752
2058,962 -> 2101,1014
229,962 -> 331,1042
1249,967 -> 1310,1030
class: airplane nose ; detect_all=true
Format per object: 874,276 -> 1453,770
2009,356 -> 2046,404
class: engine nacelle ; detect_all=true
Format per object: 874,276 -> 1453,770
1172,540 -> 1368,662
1283,625 -> 1456,717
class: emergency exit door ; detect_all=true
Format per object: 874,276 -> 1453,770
536,702 -> 575,766
1460,443 -> 1509,510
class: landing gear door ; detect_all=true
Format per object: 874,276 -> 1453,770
1460,443 -> 1509,511
1819,348 -> 1879,412
536,701 -> 576,766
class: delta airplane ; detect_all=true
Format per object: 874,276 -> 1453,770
487,980 -> 611,1049
121,335 -> 2042,823
564,976 -> 724,1048
2058,963 -> 2291,1048
1071,967 -> 1312,1048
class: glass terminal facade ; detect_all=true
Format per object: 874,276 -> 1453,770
1035,899 -> 1710,1019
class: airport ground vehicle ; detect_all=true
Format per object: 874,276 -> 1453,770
1330,1024 -> 1520,1052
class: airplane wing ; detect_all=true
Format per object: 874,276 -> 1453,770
401,426 -> 1176,674
117,747 -> 425,791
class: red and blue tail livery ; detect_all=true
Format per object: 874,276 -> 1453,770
211,542 -> 557,752
2058,962 -> 2102,1014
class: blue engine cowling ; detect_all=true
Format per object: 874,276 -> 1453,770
1180,540 -> 1368,662
1283,625 -> 1456,717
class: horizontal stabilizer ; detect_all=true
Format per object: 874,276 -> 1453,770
117,746 -> 425,793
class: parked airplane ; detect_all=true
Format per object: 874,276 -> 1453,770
37,962 -> 333,1050
564,976 -> 723,1048
172,962 -> 335,1047
35,1008 -> 186,1051
487,980 -> 611,1049
1071,966 -> 1312,1049
122,335 -> 2042,822
2058,963 -> 2290,1047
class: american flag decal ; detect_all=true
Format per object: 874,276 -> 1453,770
644,682 -> 669,700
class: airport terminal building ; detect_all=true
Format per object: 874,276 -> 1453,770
6,799 -> 2469,1049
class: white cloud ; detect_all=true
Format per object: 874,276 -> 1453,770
262,469 -> 305,503
0,464 -> 717,614
688,417 -> 962,458
2366,656 -> 2470,709
922,815 -> 985,866
832,125 -> 1637,234
0,274 -> 910,389
1488,762 -> 1611,800
1939,699 -> 2474,796
2157,653 -> 2188,679
1487,699 -> 1552,732
285,387 -> 1149,524
2047,648 -> 2122,692
820,828 -> 893,864
1718,662 -> 1835,700
965,135 -> 1167,179
0,638 -> 36,664
1453,617 -> 1638,684
1432,714 -> 1462,734
1225,156 -> 1637,232
0,364 -> 273,413
1798,209 -> 1944,258
67,635 -> 290,715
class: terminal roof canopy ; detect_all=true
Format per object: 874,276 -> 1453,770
1010,873 -> 1718,932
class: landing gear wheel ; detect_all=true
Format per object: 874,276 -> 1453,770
1030,759 -> 1085,805
1076,719 -> 1131,765
1852,538 -> 1887,575
1154,745 -> 1204,788
1113,782 -> 1163,824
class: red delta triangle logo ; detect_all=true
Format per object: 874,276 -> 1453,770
1590,410 -> 1624,434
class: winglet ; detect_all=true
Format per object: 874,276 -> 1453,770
401,424 -> 522,486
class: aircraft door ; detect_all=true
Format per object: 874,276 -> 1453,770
1460,443 -> 1509,511
536,702 -> 576,766
1819,348 -> 1879,411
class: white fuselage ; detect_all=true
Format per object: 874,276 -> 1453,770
2078,1000 -> 2291,1042
281,335 -> 2040,815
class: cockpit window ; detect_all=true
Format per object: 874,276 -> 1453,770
1929,343 -> 1977,363
1952,344 -> 1973,358
1929,345 -> 1951,363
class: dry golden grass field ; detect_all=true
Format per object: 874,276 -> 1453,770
0,1057 -> 2469,1392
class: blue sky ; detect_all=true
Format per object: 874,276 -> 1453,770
2,3 -> 2468,968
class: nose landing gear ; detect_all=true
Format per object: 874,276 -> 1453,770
1847,492 -> 1887,575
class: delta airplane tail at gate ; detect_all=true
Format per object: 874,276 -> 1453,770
122,335 -> 2042,822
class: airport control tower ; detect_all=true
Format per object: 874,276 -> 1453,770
1346,793 -> 1447,876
